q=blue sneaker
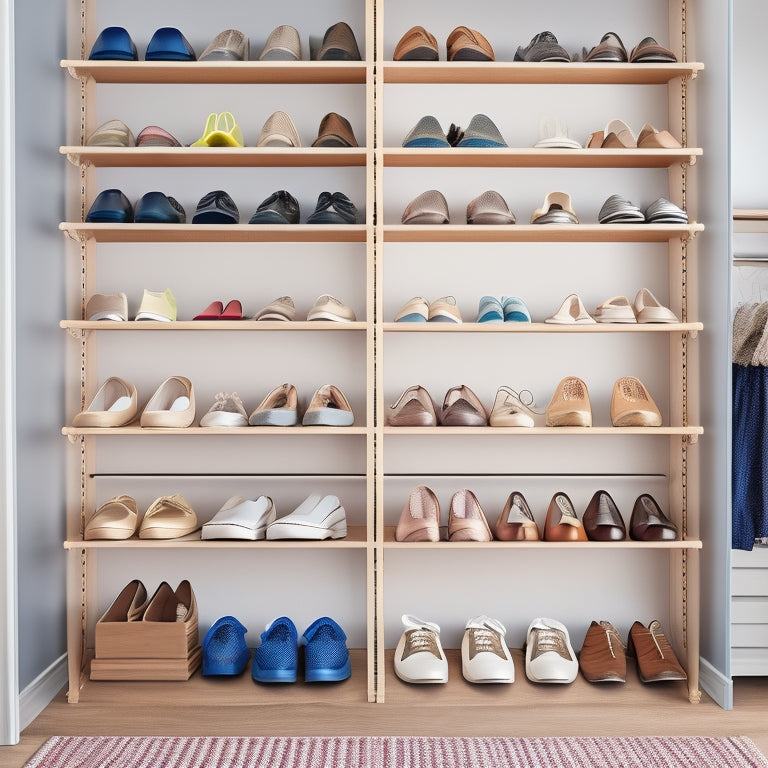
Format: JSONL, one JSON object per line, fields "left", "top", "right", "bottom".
{"left": 134, "top": 192, "right": 186, "bottom": 224}
{"left": 145, "top": 27, "right": 197, "bottom": 61}
{"left": 88, "top": 27, "right": 138, "bottom": 61}
{"left": 85, "top": 189, "right": 133, "bottom": 223}
{"left": 477, "top": 296, "right": 504, "bottom": 323}
{"left": 303, "top": 617, "right": 351, "bottom": 682}
{"left": 202, "top": 616, "right": 250, "bottom": 676}
{"left": 502, "top": 296, "right": 531, "bottom": 323}
{"left": 252, "top": 617, "right": 298, "bottom": 683}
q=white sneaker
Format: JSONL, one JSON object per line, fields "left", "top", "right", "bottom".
{"left": 266, "top": 493, "right": 347, "bottom": 540}
{"left": 201, "top": 495, "right": 277, "bottom": 540}
{"left": 461, "top": 615, "right": 515, "bottom": 683}
{"left": 525, "top": 617, "right": 578, "bottom": 683}
{"left": 394, "top": 615, "right": 448, "bottom": 684}
{"left": 200, "top": 392, "right": 248, "bottom": 427}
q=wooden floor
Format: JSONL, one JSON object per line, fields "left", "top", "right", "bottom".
{"left": 4, "top": 654, "right": 768, "bottom": 767}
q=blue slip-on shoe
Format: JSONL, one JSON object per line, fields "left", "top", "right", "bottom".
{"left": 192, "top": 190, "right": 239, "bottom": 224}
{"left": 306, "top": 192, "right": 357, "bottom": 224}
{"left": 457, "top": 114, "right": 507, "bottom": 148}
{"left": 303, "top": 616, "right": 351, "bottom": 682}
{"left": 85, "top": 189, "right": 133, "bottom": 223}
{"left": 134, "top": 192, "right": 186, "bottom": 224}
{"left": 502, "top": 296, "right": 532, "bottom": 323}
{"left": 477, "top": 296, "right": 504, "bottom": 323}
{"left": 88, "top": 27, "right": 138, "bottom": 60}
{"left": 248, "top": 190, "right": 300, "bottom": 224}
{"left": 252, "top": 616, "right": 298, "bottom": 683}
{"left": 145, "top": 27, "right": 197, "bottom": 61}
{"left": 202, "top": 615, "right": 250, "bottom": 676}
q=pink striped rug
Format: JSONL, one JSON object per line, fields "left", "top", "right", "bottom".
{"left": 24, "top": 735, "right": 768, "bottom": 768}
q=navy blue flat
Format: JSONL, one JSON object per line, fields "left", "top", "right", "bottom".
{"left": 134, "top": 192, "right": 186, "bottom": 224}
{"left": 192, "top": 190, "right": 239, "bottom": 224}
{"left": 88, "top": 27, "right": 138, "bottom": 61}
{"left": 145, "top": 27, "right": 196, "bottom": 61}
{"left": 85, "top": 189, "right": 133, "bottom": 223}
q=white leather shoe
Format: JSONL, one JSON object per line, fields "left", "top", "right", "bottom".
{"left": 461, "top": 615, "right": 515, "bottom": 683}
{"left": 525, "top": 617, "right": 578, "bottom": 683}
{"left": 394, "top": 615, "right": 448, "bottom": 684}
{"left": 266, "top": 493, "right": 347, "bottom": 540}
{"left": 201, "top": 495, "right": 277, "bottom": 540}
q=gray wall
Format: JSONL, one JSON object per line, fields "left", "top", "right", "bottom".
{"left": 13, "top": 0, "right": 67, "bottom": 690}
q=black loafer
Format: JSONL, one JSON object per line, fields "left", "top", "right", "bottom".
{"left": 306, "top": 192, "right": 357, "bottom": 224}
{"left": 191, "top": 190, "right": 239, "bottom": 224}
{"left": 134, "top": 192, "right": 186, "bottom": 224}
{"left": 248, "top": 190, "right": 300, "bottom": 224}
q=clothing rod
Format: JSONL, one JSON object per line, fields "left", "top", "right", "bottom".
{"left": 90, "top": 473, "right": 367, "bottom": 479}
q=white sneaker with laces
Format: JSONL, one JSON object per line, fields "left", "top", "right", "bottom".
{"left": 461, "top": 615, "right": 515, "bottom": 683}
{"left": 200, "top": 392, "right": 248, "bottom": 427}
{"left": 394, "top": 615, "right": 448, "bottom": 684}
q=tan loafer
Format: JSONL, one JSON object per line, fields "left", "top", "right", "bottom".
{"left": 393, "top": 26, "right": 439, "bottom": 61}
{"left": 545, "top": 376, "right": 592, "bottom": 427}
{"left": 395, "top": 485, "right": 440, "bottom": 541}
{"left": 139, "top": 494, "right": 199, "bottom": 539}
{"left": 447, "top": 26, "right": 495, "bottom": 62}
{"left": 579, "top": 620, "right": 627, "bottom": 683}
{"left": 311, "top": 112, "right": 358, "bottom": 147}
{"left": 85, "top": 495, "right": 139, "bottom": 540}
{"left": 73, "top": 376, "right": 138, "bottom": 428}
{"left": 610, "top": 376, "right": 662, "bottom": 426}
{"left": 448, "top": 489, "right": 492, "bottom": 542}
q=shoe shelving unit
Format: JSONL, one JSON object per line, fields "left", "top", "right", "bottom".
{"left": 60, "top": 0, "right": 703, "bottom": 708}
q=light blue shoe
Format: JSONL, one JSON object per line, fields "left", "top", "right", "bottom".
{"left": 477, "top": 296, "right": 504, "bottom": 323}
{"left": 252, "top": 616, "right": 298, "bottom": 683}
{"left": 303, "top": 617, "right": 351, "bottom": 682}
{"left": 502, "top": 296, "right": 531, "bottom": 323}
{"left": 202, "top": 615, "right": 250, "bottom": 676}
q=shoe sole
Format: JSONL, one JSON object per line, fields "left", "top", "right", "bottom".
{"left": 306, "top": 212, "right": 356, "bottom": 224}
{"left": 248, "top": 211, "right": 293, "bottom": 224}
{"left": 252, "top": 666, "right": 297, "bottom": 683}
{"left": 302, "top": 409, "right": 354, "bottom": 426}
{"left": 266, "top": 522, "right": 347, "bottom": 540}
{"left": 249, "top": 410, "right": 298, "bottom": 426}
{"left": 305, "top": 659, "right": 351, "bottom": 682}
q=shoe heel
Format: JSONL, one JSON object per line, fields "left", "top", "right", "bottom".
{"left": 330, "top": 522, "right": 347, "bottom": 539}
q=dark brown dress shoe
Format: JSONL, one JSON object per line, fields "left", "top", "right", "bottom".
{"left": 311, "top": 112, "right": 358, "bottom": 148}
{"left": 543, "top": 492, "right": 587, "bottom": 542}
{"left": 629, "top": 494, "right": 678, "bottom": 541}
{"left": 629, "top": 620, "right": 687, "bottom": 682}
{"left": 582, "top": 490, "right": 626, "bottom": 541}
{"left": 579, "top": 620, "right": 626, "bottom": 682}
{"left": 494, "top": 491, "right": 539, "bottom": 541}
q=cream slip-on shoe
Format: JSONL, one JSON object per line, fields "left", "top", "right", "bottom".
{"left": 73, "top": 376, "right": 137, "bottom": 427}
{"left": 633, "top": 288, "right": 679, "bottom": 323}
{"left": 593, "top": 295, "right": 637, "bottom": 323}
{"left": 201, "top": 495, "right": 277, "bottom": 540}
{"left": 85, "top": 495, "right": 139, "bottom": 540}
{"left": 266, "top": 493, "right": 347, "bottom": 540}
{"left": 140, "top": 376, "right": 195, "bottom": 428}
{"left": 545, "top": 293, "right": 596, "bottom": 324}
{"left": 249, "top": 383, "right": 299, "bottom": 426}
{"left": 139, "top": 494, "right": 199, "bottom": 539}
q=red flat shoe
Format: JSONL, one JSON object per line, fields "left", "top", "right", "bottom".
{"left": 194, "top": 300, "right": 223, "bottom": 320}
{"left": 220, "top": 299, "right": 243, "bottom": 319}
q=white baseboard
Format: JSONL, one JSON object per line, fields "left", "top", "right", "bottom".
{"left": 699, "top": 656, "right": 733, "bottom": 710}
{"left": 19, "top": 654, "right": 67, "bottom": 731}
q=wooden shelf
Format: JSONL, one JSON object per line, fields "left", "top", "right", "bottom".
{"left": 733, "top": 210, "right": 768, "bottom": 234}
{"left": 60, "top": 222, "right": 368, "bottom": 243}
{"left": 63, "top": 425, "right": 369, "bottom": 437}
{"left": 384, "top": 426, "right": 703, "bottom": 437}
{"left": 383, "top": 223, "right": 703, "bottom": 243}
{"left": 384, "top": 147, "right": 701, "bottom": 169}
{"left": 61, "top": 59, "right": 367, "bottom": 84}
{"left": 61, "top": 320, "right": 367, "bottom": 332}
{"left": 381, "top": 527, "right": 701, "bottom": 549}
{"left": 383, "top": 61, "right": 704, "bottom": 85}
{"left": 61, "top": 146, "right": 367, "bottom": 168}
{"left": 64, "top": 525, "right": 368, "bottom": 549}
{"left": 383, "top": 322, "right": 701, "bottom": 334}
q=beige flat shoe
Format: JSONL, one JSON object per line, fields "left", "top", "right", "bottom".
{"left": 441, "top": 385, "right": 488, "bottom": 426}
{"left": 302, "top": 384, "right": 354, "bottom": 426}
{"left": 73, "top": 376, "right": 138, "bottom": 427}
{"left": 545, "top": 294, "right": 596, "bottom": 324}
{"left": 395, "top": 485, "right": 440, "bottom": 542}
{"left": 257, "top": 110, "right": 301, "bottom": 148}
{"left": 448, "top": 489, "right": 492, "bottom": 542}
{"left": 489, "top": 386, "right": 538, "bottom": 427}
{"left": 530, "top": 191, "right": 578, "bottom": 224}
{"left": 494, "top": 491, "right": 540, "bottom": 541}
{"left": 610, "top": 376, "right": 662, "bottom": 427}
{"left": 593, "top": 295, "right": 636, "bottom": 324}
{"left": 633, "top": 288, "right": 679, "bottom": 323}
{"left": 85, "top": 495, "right": 138, "bottom": 540}
{"left": 545, "top": 376, "right": 592, "bottom": 427}
{"left": 387, "top": 385, "right": 437, "bottom": 426}
{"left": 140, "top": 376, "right": 195, "bottom": 428}
{"left": 142, "top": 580, "right": 198, "bottom": 629}
{"left": 394, "top": 296, "right": 429, "bottom": 322}
{"left": 139, "top": 494, "right": 199, "bottom": 539}
{"left": 428, "top": 295, "right": 462, "bottom": 323}
{"left": 637, "top": 123, "right": 681, "bottom": 149}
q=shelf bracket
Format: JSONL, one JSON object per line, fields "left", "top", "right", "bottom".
{"left": 685, "top": 433, "right": 699, "bottom": 446}
{"left": 61, "top": 228, "right": 88, "bottom": 245}
{"left": 66, "top": 432, "right": 79, "bottom": 445}
{"left": 65, "top": 152, "right": 88, "bottom": 168}
{"left": 685, "top": 156, "right": 697, "bottom": 167}
{"left": 65, "top": 326, "right": 85, "bottom": 340}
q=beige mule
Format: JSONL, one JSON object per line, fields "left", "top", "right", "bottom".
{"left": 73, "top": 376, "right": 137, "bottom": 428}
{"left": 139, "top": 494, "right": 199, "bottom": 539}
{"left": 85, "top": 495, "right": 139, "bottom": 540}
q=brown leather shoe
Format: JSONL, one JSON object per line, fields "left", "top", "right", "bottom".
{"left": 448, "top": 489, "right": 492, "bottom": 542}
{"left": 393, "top": 26, "right": 439, "bottom": 61}
{"left": 447, "top": 26, "right": 495, "bottom": 62}
{"left": 545, "top": 376, "right": 592, "bottom": 427}
{"left": 582, "top": 490, "right": 626, "bottom": 541}
{"left": 311, "top": 112, "right": 358, "bottom": 148}
{"left": 579, "top": 620, "right": 626, "bottom": 682}
{"left": 610, "top": 376, "right": 662, "bottom": 427}
{"left": 494, "top": 492, "right": 539, "bottom": 541}
{"left": 441, "top": 385, "right": 488, "bottom": 426}
{"left": 387, "top": 385, "right": 437, "bottom": 427}
{"left": 395, "top": 485, "right": 440, "bottom": 542}
{"left": 629, "top": 620, "right": 687, "bottom": 682}
{"left": 629, "top": 494, "right": 678, "bottom": 541}
{"left": 543, "top": 492, "right": 587, "bottom": 542}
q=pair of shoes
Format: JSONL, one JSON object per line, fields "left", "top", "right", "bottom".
{"left": 587, "top": 119, "right": 681, "bottom": 149}
{"left": 525, "top": 618, "right": 578, "bottom": 683}
{"left": 85, "top": 493, "right": 198, "bottom": 539}
{"left": 395, "top": 486, "right": 492, "bottom": 542}
{"left": 545, "top": 375, "right": 662, "bottom": 427}
{"left": 85, "top": 190, "right": 185, "bottom": 223}
{"left": 258, "top": 111, "right": 356, "bottom": 148}
{"left": 99, "top": 579, "right": 196, "bottom": 631}
{"left": 193, "top": 299, "right": 243, "bottom": 320}
{"left": 402, "top": 114, "right": 506, "bottom": 148}
{"left": 582, "top": 490, "right": 678, "bottom": 542}
{"left": 89, "top": 26, "right": 196, "bottom": 61}
{"left": 598, "top": 194, "right": 688, "bottom": 224}
{"left": 394, "top": 615, "right": 513, "bottom": 685}
{"left": 86, "top": 119, "right": 178, "bottom": 148}
{"left": 191, "top": 112, "right": 244, "bottom": 147}
{"left": 250, "top": 295, "right": 355, "bottom": 322}
{"left": 249, "top": 191, "right": 358, "bottom": 224}
{"left": 394, "top": 295, "right": 461, "bottom": 323}
{"left": 387, "top": 385, "right": 487, "bottom": 426}
{"left": 580, "top": 619, "right": 686, "bottom": 683}
{"left": 247, "top": 383, "right": 354, "bottom": 427}
{"left": 253, "top": 616, "right": 351, "bottom": 683}
{"left": 401, "top": 190, "right": 515, "bottom": 225}
{"left": 530, "top": 191, "right": 578, "bottom": 224}
{"left": 477, "top": 296, "right": 530, "bottom": 323}
{"left": 580, "top": 33, "right": 676, "bottom": 64}
{"left": 593, "top": 289, "right": 679, "bottom": 324}
{"left": 393, "top": 26, "right": 494, "bottom": 62}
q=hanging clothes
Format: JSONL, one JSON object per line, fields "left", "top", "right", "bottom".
{"left": 732, "top": 301, "right": 768, "bottom": 549}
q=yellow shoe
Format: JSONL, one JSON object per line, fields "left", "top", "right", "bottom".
{"left": 191, "top": 112, "right": 217, "bottom": 147}
{"left": 205, "top": 111, "right": 244, "bottom": 147}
